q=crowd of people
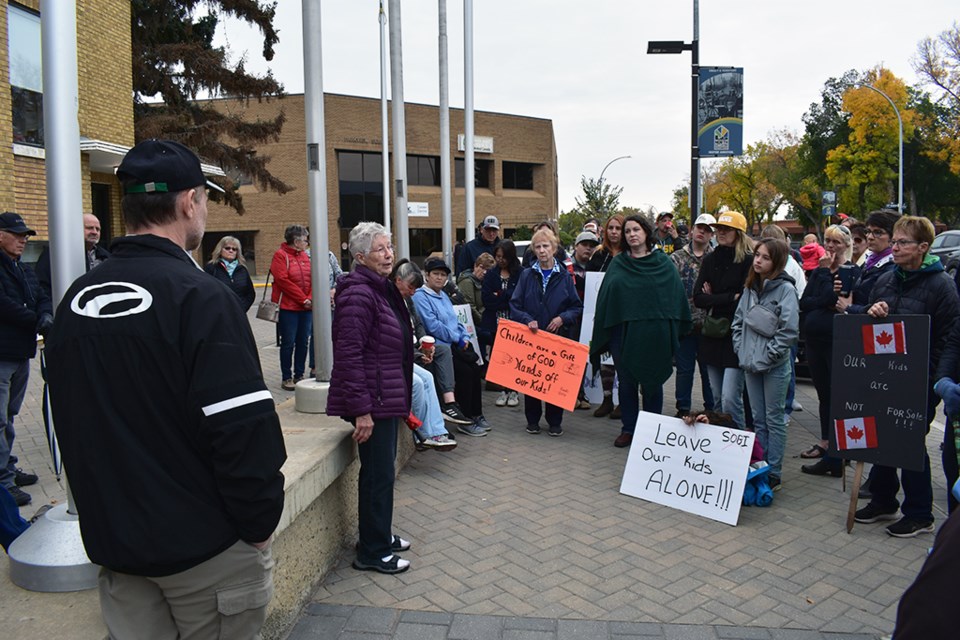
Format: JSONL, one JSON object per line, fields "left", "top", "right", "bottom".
{"left": 3, "top": 137, "right": 960, "bottom": 634}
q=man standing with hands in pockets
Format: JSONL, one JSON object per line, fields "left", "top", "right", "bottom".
{"left": 46, "top": 140, "right": 286, "bottom": 639}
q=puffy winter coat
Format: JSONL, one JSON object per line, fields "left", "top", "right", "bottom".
{"left": 327, "top": 266, "right": 412, "bottom": 419}
{"left": 732, "top": 272, "right": 799, "bottom": 374}
{"left": 270, "top": 243, "right": 312, "bottom": 311}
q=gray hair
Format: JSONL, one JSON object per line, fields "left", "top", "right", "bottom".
{"left": 391, "top": 259, "right": 423, "bottom": 288}
{"left": 349, "top": 221, "right": 390, "bottom": 258}
{"left": 284, "top": 224, "right": 309, "bottom": 245}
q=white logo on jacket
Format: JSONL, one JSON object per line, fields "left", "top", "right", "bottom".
{"left": 69, "top": 282, "right": 154, "bottom": 318}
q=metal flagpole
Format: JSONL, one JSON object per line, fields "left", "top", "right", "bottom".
{"left": 379, "top": 1, "right": 392, "bottom": 232}
{"left": 388, "top": 0, "right": 409, "bottom": 259}
{"left": 8, "top": 0, "right": 98, "bottom": 592}
{"left": 301, "top": 0, "right": 332, "bottom": 390}
{"left": 438, "top": 0, "right": 453, "bottom": 266}
{"left": 463, "top": 0, "right": 475, "bottom": 242}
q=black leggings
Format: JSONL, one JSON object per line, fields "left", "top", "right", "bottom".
{"left": 452, "top": 348, "right": 484, "bottom": 418}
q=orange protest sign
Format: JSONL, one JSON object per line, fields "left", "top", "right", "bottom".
{"left": 486, "top": 319, "right": 589, "bottom": 412}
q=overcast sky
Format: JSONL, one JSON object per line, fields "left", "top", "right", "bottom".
{"left": 216, "top": 1, "right": 958, "bottom": 215}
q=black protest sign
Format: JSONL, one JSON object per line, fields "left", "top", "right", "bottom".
{"left": 828, "top": 315, "right": 930, "bottom": 472}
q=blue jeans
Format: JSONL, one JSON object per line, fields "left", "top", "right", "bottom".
{"left": 278, "top": 310, "right": 312, "bottom": 381}
{"left": 0, "top": 360, "right": 29, "bottom": 490}
{"left": 744, "top": 359, "right": 791, "bottom": 479}
{"left": 705, "top": 364, "right": 746, "bottom": 429}
{"left": 674, "top": 333, "right": 715, "bottom": 412}
{"left": 609, "top": 325, "right": 663, "bottom": 434}
{"left": 412, "top": 364, "right": 446, "bottom": 439}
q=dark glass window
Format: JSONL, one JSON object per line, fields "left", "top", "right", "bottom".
{"left": 9, "top": 6, "right": 44, "bottom": 147}
{"left": 338, "top": 151, "right": 385, "bottom": 229}
{"left": 406, "top": 155, "right": 440, "bottom": 187}
{"left": 502, "top": 161, "right": 535, "bottom": 190}
{"left": 454, "top": 158, "right": 492, "bottom": 188}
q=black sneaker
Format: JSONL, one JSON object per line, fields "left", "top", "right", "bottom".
{"left": 352, "top": 554, "right": 410, "bottom": 574}
{"left": 8, "top": 486, "right": 31, "bottom": 506}
{"left": 768, "top": 476, "right": 782, "bottom": 492}
{"left": 526, "top": 424, "right": 541, "bottom": 434}
{"left": 886, "top": 518, "right": 935, "bottom": 538}
{"left": 14, "top": 467, "right": 38, "bottom": 487}
{"left": 442, "top": 403, "right": 473, "bottom": 425}
{"left": 548, "top": 425, "right": 563, "bottom": 437}
{"left": 855, "top": 502, "right": 900, "bottom": 524}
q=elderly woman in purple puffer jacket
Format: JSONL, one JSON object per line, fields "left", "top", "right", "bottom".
{"left": 327, "top": 221, "right": 414, "bottom": 576}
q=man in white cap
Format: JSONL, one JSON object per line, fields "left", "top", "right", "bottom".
{"left": 670, "top": 213, "right": 717, "bottom": 416}
{"left": 457, "top": 215, "right": 501, "bottom": 274}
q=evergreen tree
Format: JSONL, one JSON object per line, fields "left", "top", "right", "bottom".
{"left": 131, "top": 0, "right": 292, "bottom": 213}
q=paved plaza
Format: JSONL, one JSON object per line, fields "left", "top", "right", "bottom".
{"left": 1, "top": 298, "right": 950, "bottom": 639}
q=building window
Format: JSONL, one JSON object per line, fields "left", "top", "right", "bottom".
{"left": 454, "top": 158, "right": 492, "bottom": 188}
{"left": 338, "top": 151, "right": 384, "bottom": 229}
{"left": 502, "top": 161, "right": 535, "bottom": 190}
{"left": 406, "top": 155, "right": 440, "bottom": 187}
{"left": 9, "top": 5, "right": 44, "bottom": 147}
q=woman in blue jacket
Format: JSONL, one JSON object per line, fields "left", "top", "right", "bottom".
{"left": 510, "top": 228, "right": 582, "bottom": 436}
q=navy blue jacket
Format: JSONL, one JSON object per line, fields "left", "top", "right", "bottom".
{"left": 480, "top": 266, "right": 520, "bottom": 335}
{"left": 204, "top": 261, "right": 256, "bottom": 312}
{"left": 0, "top": 253, "right": 52, "bottom": 360}
{"left": 509, "top": 263, "right": 582, "bottom": 339}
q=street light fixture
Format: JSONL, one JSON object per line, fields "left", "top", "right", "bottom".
{"left": 647, "top": 1, "right": 700, "bottom": 218}
{"left": 850, "top": 83, "right": 903, "bottom": 214}
{"left": 598, "top": 155, "right": 631, "bottom": 216}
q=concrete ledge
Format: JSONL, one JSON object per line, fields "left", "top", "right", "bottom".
{"left": 264, "top": 400, "right": 416, "bottom": 639}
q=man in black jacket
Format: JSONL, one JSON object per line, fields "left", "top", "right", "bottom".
{"left": 0, "top": 212, "right": 50, "bottom": 507}
{"left": 46, "top": 140, "right": 286, "bottom": 639}
{"left": 34, "top": 213, "right": 110, "bottom": 299}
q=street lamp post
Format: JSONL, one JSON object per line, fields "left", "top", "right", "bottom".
{"left": 854, "top": 83, "right": 903, "bottom": 213}
{"left": 647, "top": 1, "right": 699, "bottom": 218}
{"left": 598, "top": 155, "right": 631, "bottom": 216}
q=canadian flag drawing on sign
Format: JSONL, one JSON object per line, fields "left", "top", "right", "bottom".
{"left": 835, "top": 417, "right": 879, "bottom": 450}
{"left": 862, "top": 322, "right": 906, "bottom": 355}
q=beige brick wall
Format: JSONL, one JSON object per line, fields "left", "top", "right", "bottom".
{"left": 2, "top": 0, "right": 132, "bottom": 237}
{"left": 203, "top": 93, "right": 558, "bottom": 272}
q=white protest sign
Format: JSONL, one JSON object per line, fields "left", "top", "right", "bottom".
{"left": 620, "top": 412, "right": 754, "bottom": 526}
{"left": 579, "top": 271, "right": 617, "bottom": 404}
{"left": 454, "top": 303, "right": 484, "bottom": 365}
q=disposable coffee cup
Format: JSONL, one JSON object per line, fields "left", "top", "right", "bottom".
{"left": 420, "top": 336, "right": 435, "bottom": 355}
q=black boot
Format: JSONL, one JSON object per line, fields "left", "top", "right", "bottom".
{"left": 801, "top": 458, "right": 843, "bottom": 477}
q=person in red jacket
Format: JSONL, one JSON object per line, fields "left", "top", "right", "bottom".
{"left": 271, "top": 225, "right": 314, "bottom": 390}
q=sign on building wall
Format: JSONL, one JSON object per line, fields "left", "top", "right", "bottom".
{"left": 457, "top": 134, "right": 494, "bottom": 154}
{"left": 407, "top": 202, "right": 429, "bottom": 217}
{"left": 698, "top": 67, "right": 743, "bottom": 157}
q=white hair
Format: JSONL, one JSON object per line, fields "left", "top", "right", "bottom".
{"left": 349, "top": 221, "right": 390, "bottom": 258}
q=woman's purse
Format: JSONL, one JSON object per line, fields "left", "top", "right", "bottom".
{"left": 701, "top": 309, "right": 730, "bottom": 339}
{"left": 256, "top": 270, "right": 281, "bottom": 323}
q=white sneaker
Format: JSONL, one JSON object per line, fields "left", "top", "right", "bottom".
{"left": 495, "top": 390, "right": 509, "bottom": 407}
{"left": 792, "top": 400, "right": 803, "bottom": 411}
{"left": 422, "top": 434, "right": 457, "bottom": 451}
{"left": 507, "top": 391, "right": 520, "bottom": 407}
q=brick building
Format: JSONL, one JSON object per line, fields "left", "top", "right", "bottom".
{"left": 201, "top": 93, "right": 558, "bottom": 273}
{"left": 3, "top": 0, "right": 134, "bottom": 261}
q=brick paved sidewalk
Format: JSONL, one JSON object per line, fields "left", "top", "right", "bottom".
{"left": 301, "top": 379, "right": 946, "bottom": 639}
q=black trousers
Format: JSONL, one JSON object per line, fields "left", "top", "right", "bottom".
{"left": 356, "top": 417, "right": 398, "bottom": 563}
{"left": 452, "top": 347, "right": 483, "bottom": 418}
{"left": 524, "top": 394, "right": 564, "bottom": 428}
{"left": 806, "top": 338, "right": 832, "bottom": 440}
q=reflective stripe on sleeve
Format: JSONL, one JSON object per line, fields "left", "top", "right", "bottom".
{"left": 202, "top": 390, "right": 274, "bottom": 417}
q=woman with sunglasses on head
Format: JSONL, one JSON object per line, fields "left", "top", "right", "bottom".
{"left": 204, "top": 236, "right": 255, "bottom": 312}
{"left": 587, "top": 214, "right": 625, "bottom": 419}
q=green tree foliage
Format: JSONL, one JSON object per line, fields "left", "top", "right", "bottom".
{"left": 826, "top": 68, "right": 915, "bottom": 213}
{"left": 132, "top": 0, "right": 291, "bottom": 213}
{"left": 574, "top": 176, "right": 622, "bottom": 220}
{"left": 914, "top": 22, "right": 960, "bottom": 176}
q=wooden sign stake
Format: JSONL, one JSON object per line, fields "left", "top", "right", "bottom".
{"left": 846, "top": 461, "right": 865, "bottom": 534}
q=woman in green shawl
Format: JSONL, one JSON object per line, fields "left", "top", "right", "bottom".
{"left": 590, "top": 215, "right": 691, "bottom": 448}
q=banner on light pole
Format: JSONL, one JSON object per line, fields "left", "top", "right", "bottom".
{"left": 697, "top": 67, "right": 743, "bottom": 157}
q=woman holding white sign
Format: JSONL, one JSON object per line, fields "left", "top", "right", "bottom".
{"left": 591, "top": 215, "right": 691, "bottom": 448}
{"left": 510, "top": 228, "right": 582, "bottom": 436}
{"left": 732, "top": 238, "right": 799, "bottom": 492}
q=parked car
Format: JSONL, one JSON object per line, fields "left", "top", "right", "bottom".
{"left": 944, "top": 247, "right": 960, "bottom": 278}
{"left": 930, "top": 230, "right": 960, "bottom": 261}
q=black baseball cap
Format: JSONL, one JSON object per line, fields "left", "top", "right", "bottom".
{"left": 117, "top": 139, "right": 225, "bottom": 194}
{"left": 0, "top": 212, "right": 36, "bottom": 236}
{"left": 422, "top": 257, "right": 451, "bottom": 274}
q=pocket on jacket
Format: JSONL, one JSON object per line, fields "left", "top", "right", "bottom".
{"left": 744, "top": 304, "right": 779, "bottom": 338}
